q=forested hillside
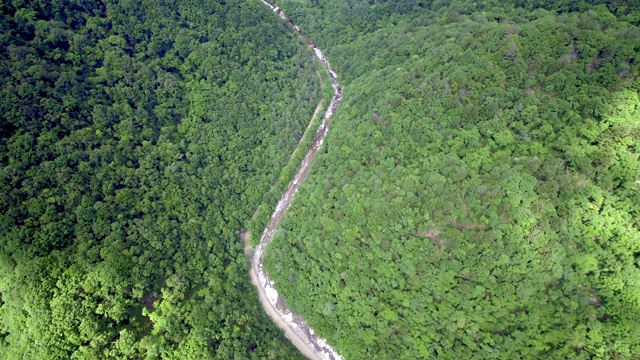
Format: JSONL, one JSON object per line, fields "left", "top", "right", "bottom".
{"left": 265, "top": 1, "right": 640, "bottom": 359}
{"left": 0, "top": 0, "right": 319, "bottom": 358}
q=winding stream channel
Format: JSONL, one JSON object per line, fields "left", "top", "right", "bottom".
{"left": 249, "top": 1, "right": 343, "bottom": 359}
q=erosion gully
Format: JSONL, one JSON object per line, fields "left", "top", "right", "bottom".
{"left": 249, "top": 1, "right": 343, "bottom": 359}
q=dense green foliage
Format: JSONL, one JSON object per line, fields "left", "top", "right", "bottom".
{"left": 2, "top": 0, "right": 639, "bottom": 358}
{"left": 0, "top": 0, "right": 319, "bottom": 358}
{"left": 247, "top": 66, "right": 333, "bottom": 247}
{"left": 265, "top": 1, "right": 640, "bottom": 359}
{"left": 274, "top": 0, "right": 640, "bottom": 50}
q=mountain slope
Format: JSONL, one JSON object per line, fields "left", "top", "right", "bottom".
{"left": 0, "top": 0, "right": 319, "bottom": 358}
{"left": 265, "top": 2, "right": 640, "bottom": 359}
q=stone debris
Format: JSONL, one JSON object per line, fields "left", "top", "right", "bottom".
{"left": 251, "top": 1, "right": 344, "bottom": 359}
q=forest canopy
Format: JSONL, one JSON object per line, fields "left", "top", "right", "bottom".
{"left": 0, "top": 0, "right": 320, "bottom": 358}
{"left": 264, "top": 0, "right": 640, "bottom": 359}
{"left": 1, "top": 0, "right": 639, "bottom": 359}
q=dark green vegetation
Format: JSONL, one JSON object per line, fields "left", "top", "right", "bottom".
{"left": 0, "top": 0, "right": 319, "bottom": 358}
{"left": 265, "top": 1, "right": 640, "bottom": 359}
{"left": 247, "top": 66, "right": 333, "bottom": 247}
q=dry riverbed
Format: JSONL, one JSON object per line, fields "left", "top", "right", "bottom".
{"left": 247, "top": 1, "right": 344, "bottom": 359}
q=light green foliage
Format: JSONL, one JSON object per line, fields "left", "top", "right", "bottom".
{"left": 0, "top": 0, "right": 317, "bottom": 358}
{"left": 265, "top": 1, "right": 640, "bottom": 359}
